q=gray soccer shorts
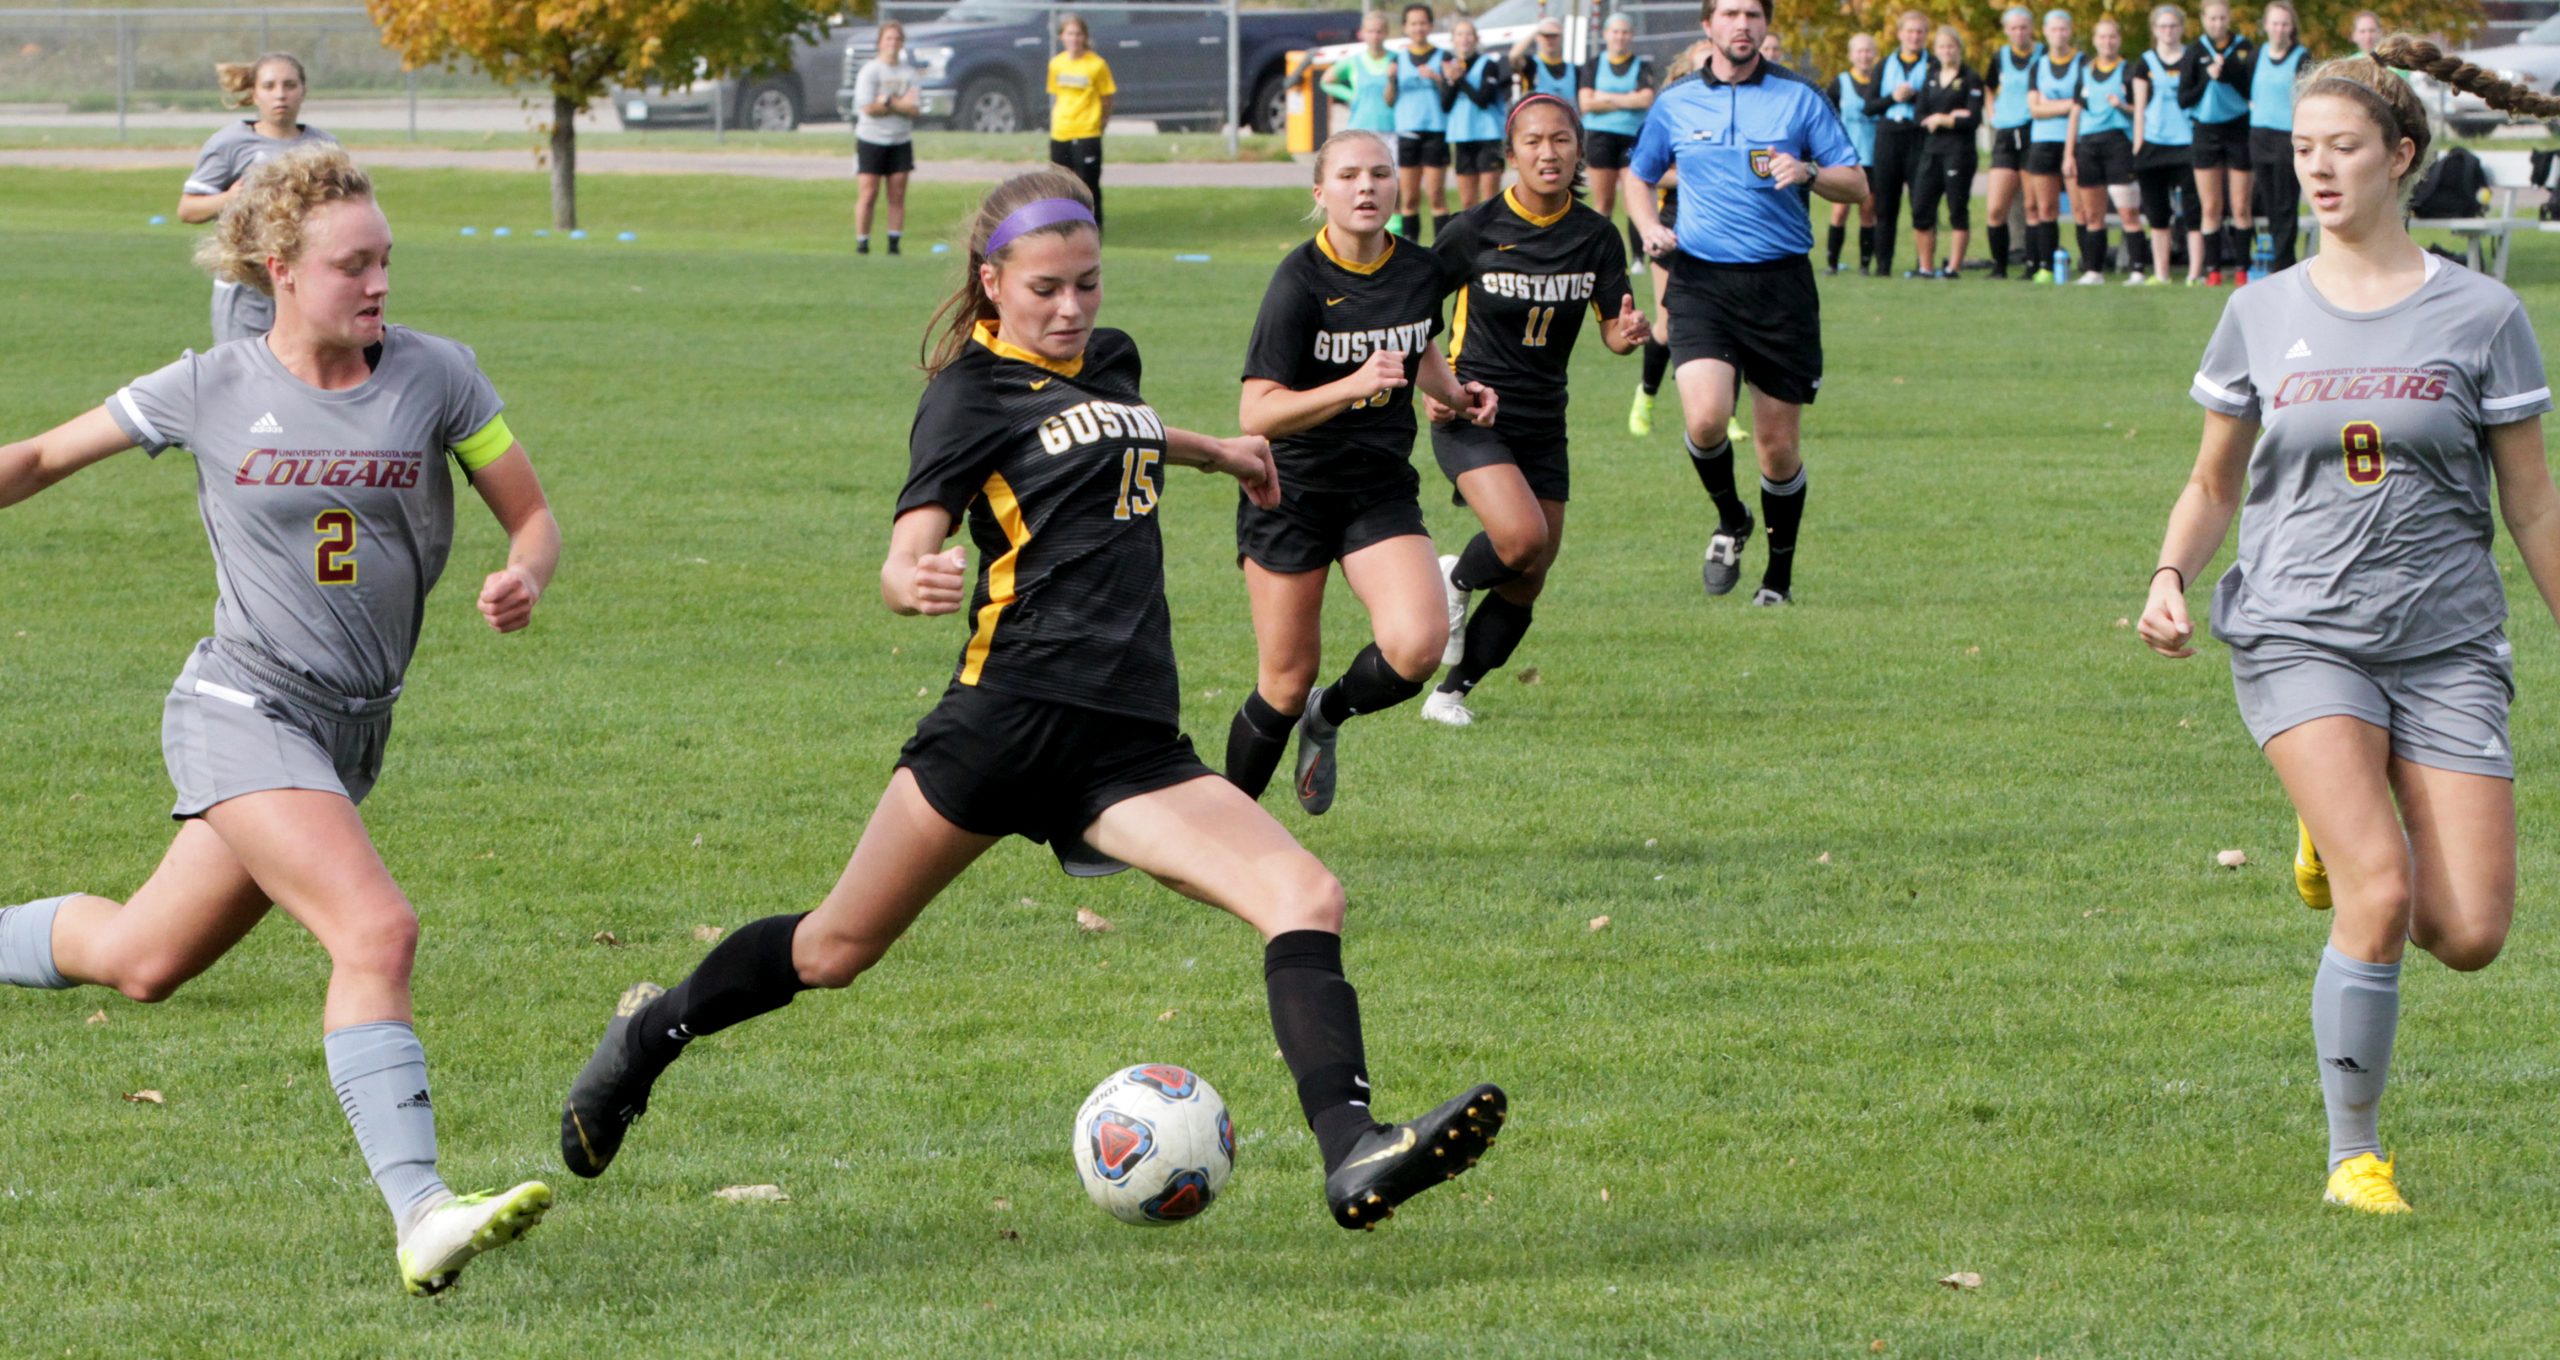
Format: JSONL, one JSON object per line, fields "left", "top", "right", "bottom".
{"left": 2229, "top": 631, "right": 2515, "bottom": 779}
{"left": 162, "top": 638, "right": 396, "bottom": 818}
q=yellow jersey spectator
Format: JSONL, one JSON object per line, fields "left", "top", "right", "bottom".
{"left": 1046, "top": 14, "right": 1115, "bottom": 227}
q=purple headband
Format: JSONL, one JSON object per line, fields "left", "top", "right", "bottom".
{"left": 985, "top": 197, "right": 1097, "bottom": 255}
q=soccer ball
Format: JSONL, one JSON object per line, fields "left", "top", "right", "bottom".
{"left": 1070, "top": 1063, "right": 1234, "bottom": 1226}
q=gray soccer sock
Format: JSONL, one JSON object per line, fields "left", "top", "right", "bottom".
{"left": 325, "top": 1020, "right": 452, "bottom": 1236}
{"left": 2312, "top": 945, "right": 2401, "bottom": 1170}
{"left": 0, "top": 895, "right": 73, "bottom": 989}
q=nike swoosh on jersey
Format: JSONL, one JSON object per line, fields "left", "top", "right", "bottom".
{"left": 1497, "top": 243, "right": 1516, "bottom": 251}
{"left": 1342, "top": 1125, "right": 1416, "bottom": 1169}
{"left": 1325, "top": 297, "right": 1346, "bottom": 306}
{"left": 1030, "top": 377, "right": 1052, "bottom": 390}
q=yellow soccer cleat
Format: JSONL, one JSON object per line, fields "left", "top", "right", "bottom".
{"left": 397, "top": 1180, "right": 554, "bottom": 1295}
{"left": 1628, "top": 388, "right": 1655, "bottom": 437}
{"left": 2323, "top": 1153, "right": 2410, "bottom": 1215}
{"left": 2295, "top": 818, "right": 2332, "bottom": 910}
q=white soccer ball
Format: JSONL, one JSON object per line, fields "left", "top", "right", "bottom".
{"left": 1070, "top": 1063, "right": 1234, "bottom": 1226}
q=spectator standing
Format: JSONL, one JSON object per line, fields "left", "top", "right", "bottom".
{"left": 1047, "top": 13, "right": 1115, "bottom": 230}
{"left": 853, "top": 21, "right": 922, "bottom": 256}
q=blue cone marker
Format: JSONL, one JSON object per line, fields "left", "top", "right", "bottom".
{"left": 148, "top": 214, "right": 168, "bottom": 226}
{"left": 493, "top": 226, "right": 511, "bottom": 238}
{"left": 569, "top": 229, "right": 588, "bottom": 240}
{"left": 931, "top": 242, "right": 951, "bottom": 254}
{"left": 459, "top": 226, "right": 477, "bottom": 236}
{"left": 1174, "top": 253, "right": 1211, "bottom": 263}
{"left": 534, "top": 228, "right": 551, "bottom": 237}
{"left": 617, "top": 230, "right": 636, "bottom": 242}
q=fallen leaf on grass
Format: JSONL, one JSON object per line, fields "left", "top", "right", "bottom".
{"left": 1516, "top": 667, "right": 1542, "bottom": 685}
{"left": 123, "top": 1089, "right": 164, "bottom": 1105}
{"left": 1587, "top": 915, "right": 1611, "bottom": 932}
{"left": 1155, "top": 1008, "right": 1180, "bottom": 1022}
{"left": 592, "top": 931, "right": 622, "bottom": 947}
{"left": 2114, "top": 617, "right": 2131, "bottom": 628}
{"left": 2215, "top": 849, "right": 2249, "bottom": 868}
{"left": 991, "top": 1197, "right": 1012, "bottom": 1211}
{"left": 1600, "top": 1187, "right": 1611, "bottom": 1203}
{"left": 1939, "top": 1271, "right": 1982, "bottom": 1290}
{"left": 1075, "top": 908, "right": 1114, "bottom": 934}
{"left": 1965, "top": 645, "right": 1982, "bottom": 656}
{"left": 84, "top": 1010, "right": 106, "bottom": 1026}
{"left": 714, "top": 1184, "right": 789, "bottom": 1203}
{"left": 1871, "top": 1342, "right": 1887, "bottom": 1355}
{"left": 692, "top": 924, "right": 724, "bottom": 943}
{"left": 1643, "top": 838, "right": 1658, "bottom": 848}
{"left": 1816, "top": 851, "right": 1833, "bottom": 865}
{"left": 691, "top": 834, "right": 704, "bottom": 849}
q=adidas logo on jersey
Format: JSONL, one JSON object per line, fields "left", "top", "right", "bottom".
{"left": 2483, "top": 736, "right": 2507, "bottom": 757}
{"left": 248, "top": 411, "right": 282, "bottom": 435}
{"left": 2286, "top": 339, "right": 2312, "bottom": 360}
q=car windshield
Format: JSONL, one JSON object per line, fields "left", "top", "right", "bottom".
{"left": 2527, "top": 14, "right": 2560, "bottom": 44}
{"left": 1463, "top": 0, "right": 1549, "bottom": 27}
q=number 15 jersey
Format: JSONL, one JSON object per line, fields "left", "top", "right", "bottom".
{"left": 899, "top": 323, "right": 1179, "bottom": 722}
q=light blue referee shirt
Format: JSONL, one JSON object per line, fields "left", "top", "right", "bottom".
{"left": 1630, "top": 63, "right": 1860, "bottom": 265}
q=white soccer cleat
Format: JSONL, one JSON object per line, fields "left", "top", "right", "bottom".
{"left": 1438, "top": 553, "right": 1469, "bottom": 667}
{"left": 2123, "top": 270, "right": 2148, "bottom": 286}
{"left": 1420, "top": 690, "right": 1475, "bottom": 727}
{"left": 2074, "top": 271, "right": 2105, "bottom": 285}
{"left": 396, "top": 1181, "right": 553, "bottom": 1296}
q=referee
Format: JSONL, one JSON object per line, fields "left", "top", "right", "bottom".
{"left": 1626, "top": 0, "right": 1864, "bottom": 606}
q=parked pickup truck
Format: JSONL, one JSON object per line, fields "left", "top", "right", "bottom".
{"left": 835, "top": 1, "right": 1364, "bottom": 135}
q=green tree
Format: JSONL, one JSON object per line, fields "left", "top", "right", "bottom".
{"left": 1765, "top": 1, "right": 2481, "bottom": 84}
{"left": 369, "top": 0, "right": 843, "bottom": 228}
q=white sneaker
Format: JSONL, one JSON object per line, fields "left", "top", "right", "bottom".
{"left": 1438, "top": 553, "right": 1469, "bottom": 667}
{"left": 1749, "top": 586, "right": 1792, "bottom": 607}
{"left": 2123, "top": 270, "right": 2147, "bottom": 286}
{"left": 1420, "top": 690, "right": 1474, "bottom": 727}
{"left": 2074, "top": 271, "right": 2105, "bottom": 285}
{"left": 396, "top": 1181, "right": 553, "bottom": 1296}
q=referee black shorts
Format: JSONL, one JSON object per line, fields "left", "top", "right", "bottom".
{"left": 2191, "top": 117, "right": 2249, "bottom": 170}
{"left": 1235, "top": 479, "right": 1429, "bottom": 574}
{"left": 1431, "top": 412, "right": 1570, "bottom": 503}
{"left": 1664, "top": 253, "right": 1823, "bottom": 408}
{"left": 899, "top": 683, "right": 1212, "bottom": 852}
{"left": 1989, "top": 124, "right": 2030, "bottom": 171}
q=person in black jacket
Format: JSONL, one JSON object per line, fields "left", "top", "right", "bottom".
{"left": 1870, "top": 10, "right": 1934, "bottom": 278}
{"left": 1908, "top": 26, "right": 1984, "bottom": 278}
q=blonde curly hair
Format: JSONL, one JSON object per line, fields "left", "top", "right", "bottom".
{"left": 193, "top": 144, "right": 373, "bottom": 296}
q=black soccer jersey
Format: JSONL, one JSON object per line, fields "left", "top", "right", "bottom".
{"left": 898, "top": 324, "right": 1179, "bottom": 722}
{"left": 1434, "top": 189, "right": 1634, "bottom": 424}
{"left": 1240, "top": 230, "right": 1446, "bottom": 495}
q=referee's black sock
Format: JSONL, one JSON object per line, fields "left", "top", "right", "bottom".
{"left": 1451, "top": 530, "right": 1525, "bottom": 593}
{"left": 1317, "top": 643, "right": 1430, "bottom": 725}
{"left": 633, "top": 912, "right": 812, "bottom": 1066}
{"left": 1684, "top": 434, "right": 1749, "bottom": 530}
{"left": 1825, "top": 222, "right": 1845, "bottom": 269}
{"left": 1640, "top": 337, "right": 1670, "bottom": 396}
{"left": 1760, "top": 466, "right": 1807, "bottom": 596}
{"left": 1438, "top": 594, "right": 1533, "bottom": 697}
{"left": 1988, "top": 223, "right": 2011, "bottom": 275}
{"left": 1264, "top": 930, "right": 1379, "bottom": 1172}
{"left": 1224, "top": 689, "right": 1296, "bottom": 798}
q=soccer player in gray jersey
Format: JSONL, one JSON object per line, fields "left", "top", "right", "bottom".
{"left": 179, "top": 52, "right": 336, "bottom": 344}
{"left": 0, "top": 147, "right": 561, "bottom": 1291}
{"left": 2139, "top": 45, "right": 2560, "bottom": 1215}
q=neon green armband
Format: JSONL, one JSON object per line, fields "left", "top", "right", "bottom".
{"left": 451, "top": 413, "right": 516, "bottom": 472}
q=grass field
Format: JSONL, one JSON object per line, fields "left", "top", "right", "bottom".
{"left": 6, "top": 165, "right": 2560, "bottom": 1357}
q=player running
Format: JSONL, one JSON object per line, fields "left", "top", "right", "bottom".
{"left": 559, "top": 170, "right": 1505, "bottom": 1231}
{"left": 0, "top": 147, "right": 560, "bottom": 1294}
{"left": 179, "top": 52, "right": 336, "bottom": 343}
{"left": 2139, "top": 42, "right": 2560, "bottom": 1214}
{"left": 1627, "top": 0, "right": 1865, "bottom": 606}
{"left": 1422, "top": 94, "right": 1647, "bottom": 727}
{"left": 1227, "top": 129, "right": 1496, "bottom": 810}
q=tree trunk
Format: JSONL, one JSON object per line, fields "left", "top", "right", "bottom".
{"left": 550, "top": 93, "right": 577, "bottom": 231}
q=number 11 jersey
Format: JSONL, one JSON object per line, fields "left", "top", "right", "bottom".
{"left": 1435, "top": 189, "right": 1634, "bottom": 429}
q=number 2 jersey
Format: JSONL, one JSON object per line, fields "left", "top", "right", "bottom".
{"left": 899, "top": 323, "right": 1180, "bottom": 722}
{"left": 105, "top": 325, "right": 512, "bottom": 698}
{"left": 1435, "top": 189, "right": 1633, "bottom": 430}
{"left": 1239, "top": 229, "right": 1445, "bottom": 496}
{"left": 2190, "top": 256, "right": 2552, "bottom": 660}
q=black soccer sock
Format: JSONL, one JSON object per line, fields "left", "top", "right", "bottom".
{"left": 2227, "top": 223, "right": 2248, "bottom": 270}
{"left": 1760, "top": 466, "right": 1807, "bottom": 595}
{"left": 1264, "top": 930, "right": 1378, "bottom": 1171}
{"left": 2202, "top": 228, "right": 2223, "bottom": 270}
{"left": 1684, "top": 434, "right": 1749, "bottom": 529}
{"left": 1640, "top": 337, "right": 1670, "bottom": 397}
{"left": 2077, "top": 224, "right": 2104, "bottom": 276}
{"left": 1825, "top": 222, "right": 1846, "bottom": 268}
{"left": 1432, "top": 211, "right": 1451, "bottom": 241}
{"left": 2127, "top": 230, "right": 2154, "bottom": 276}
{"left": 633, "top": 912, "right": 812, "bottom": 1066}
{"left": 1317, "top": 643, "right": 1431, "bottom": 725}
{"left": 1450, "top": 531, "right": 1524, "bottom": 593}
{"left": 1224, "top": 689, "right": 1296, "bottom": 798}
{"left": 856, "top": 235, "right": 871, "bottom": 254}
{"left": 886, "top": 232, "right": 902, "bottom": 255}
{"left": 1988, "top": 223, "right": 2011, "bottom": 274}
{"left": 1858, "top": 224, "right": 1875, "bottom": 269}
{"left": 1438, "top": 594, "right": 1534, "bottom": 696}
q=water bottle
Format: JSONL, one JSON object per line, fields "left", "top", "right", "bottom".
{"left": 2052, "top": 248, "right": 2070, "bottom": 285}
{"left": 2253, "top": 231, "right": 2275, "bottom": 281}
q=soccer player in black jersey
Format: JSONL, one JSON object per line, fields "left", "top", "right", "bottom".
{"left": 1423, "top": 94, "right": 1648, "bottom": 727}
{"left": 559, "top": 170, "right": 1505, "bottom": 1231}
{"left": 1230, "top": 130, "right": 1498, "bottom": 814}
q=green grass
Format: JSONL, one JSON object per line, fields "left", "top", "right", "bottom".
{"left": 7, "top": 165, "right": 2560, "bottom": 1357}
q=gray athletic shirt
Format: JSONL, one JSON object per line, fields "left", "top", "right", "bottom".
{"left": 105, "top": 325, "right": 507, "bottom": 698}
{"left": 852, "top": 57, "right": 918, "bottom": 145}
{"left": 184, "top": 120, "right": 338, "bottom": 342}
{"left": 2191, "top": 257, "right": 2553, "bottom": 661}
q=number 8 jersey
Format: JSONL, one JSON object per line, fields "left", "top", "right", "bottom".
{"left": 105, "top": 326, "right": 511, "bottom": 699}
{"left": 2190, "top": 256, "right": 2553, "bottom": 660}
{"left": 899, "top": 323, "right": 1179, "bottom": 721}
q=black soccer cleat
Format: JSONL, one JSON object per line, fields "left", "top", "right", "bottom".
{"left": 1702, "top": 514, "right": 1753, "bottom": 597}
{"left": 1294, "top": 687, "right": 1339, "bottom": 816}
{"left": 1324, "top": 1083, "right": 1507, "bottom": 1230}
{"left": 560, "top": 981, "right": 669, "bottom": 1179}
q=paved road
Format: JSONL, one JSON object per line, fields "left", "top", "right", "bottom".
{"left": 0, "top": 144, "right": 1306, "bottom": 186}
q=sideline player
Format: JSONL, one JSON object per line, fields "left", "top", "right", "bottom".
{"left": 2064, "top": 16, "right": 2141, "bottom": 282}
{"left": 2246, "top": 3, "right": 2308, "bottom": 271}
{"left": 1421, "top": 94, "right": 1647, "bottom": 726}
{"left": 1321, "top": 9, "right": 1399, "bottom": 140}
{"left": 1389, "top": 2, "right": 1453, "bottom": 240}
{"left": 179, "top": 51, "right": 335, "bottom": 343}
{"left": 2021, "top": 9, "right": 2086, "bottom": 282}
{"left": 1869, "top": 10, "right": 1931, "bottom": 280}
{"left": 2186, "top": 0, "right": 2254, "bottom": 283}
{"left": 1440, "top": 18, "right": 1510, "bottom": 209}
{"left": 1227, "top": 129, "right": 1495, "bottom": 809}
{"left": 1980, "top": 7, "right": 2043, "bottom": 278}
{"left": 1825, "top": 33, "right": 1882, "bottom": 276}
{"left": 2139, "top": 42, "right": 2560, "bottom": 1214}
{"left": 560, "top": 170, "right": 1506, "bottom": 1231}
{"left": 1909, "top": 26, "right": 1984, "bottom": 279}
{"left": 1626, "top": 0, "right": 1864, "bottom": 606}
{"left": 1578, "top": 13, "right": 1657, "bottom": 223}
{"left": 0, "top": 146, "right": 559, "bottom": 1294}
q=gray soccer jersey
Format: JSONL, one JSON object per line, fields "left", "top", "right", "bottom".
{"left": 852, "top": 58, "right": 918, "bottom": 145}
{"left": 184, "top": 120, "right": 338, "bottom": 343}
{"left": 2191, "top": 257, "right": 2553, "bottom": 661}
{"left": 105, "top": 325, "right": 508, "bottom": 698}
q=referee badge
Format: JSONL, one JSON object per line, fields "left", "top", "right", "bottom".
{"left": 1748, "top": 148, "right": 1775, "bottom": 179}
